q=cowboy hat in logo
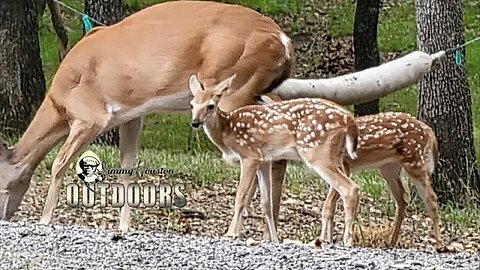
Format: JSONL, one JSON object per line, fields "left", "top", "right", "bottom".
{"left": 75, "top": 150, "right": 106, "bottom": 185}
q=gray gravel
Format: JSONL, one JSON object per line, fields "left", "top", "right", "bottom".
{"left": 0, "top": 221, "right": 478, "bottom": 270}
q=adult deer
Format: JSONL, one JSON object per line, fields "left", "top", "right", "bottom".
{"left": 189, "top": 74, "right": 360, "bottom": 245}
{"left": 249, "top": 94, "right": 441, "bottom": 248}
{"left": 0, "top": 0, "right": 293, "bottom": 231}
{"left": 0, "top": 1, "right": 442, "bottom": 231}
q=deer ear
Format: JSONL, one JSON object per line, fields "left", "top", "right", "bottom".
{"left": 214, "top": 74, "right": 237, "bottom": 97}
{"left": 259, "top": 95, "right": 276, "bottom": 104}
{"left": 188, "top": 74, "right": 204, "bottom": 97}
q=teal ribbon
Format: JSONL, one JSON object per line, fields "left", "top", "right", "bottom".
{"left": 454, "top": 44, "right": 463, "bottom": 66}
{"left": 82, "top": 15, "right": 93, "bottom": 32}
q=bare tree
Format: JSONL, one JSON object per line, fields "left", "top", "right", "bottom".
{"left": 353, "top": 0, "right": 381, "bottom": 116}
{"left": 0, "top": 0, "right": 46, "bottom": 135}
{"left": 415, "top": 0, "right": 480, "bottom": 203}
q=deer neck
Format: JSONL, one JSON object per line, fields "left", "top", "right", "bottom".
{"left": 203, "top": 109, "right": 233, "bottom": 153}
{"left": 11, "top": 96, "right": 68, "bottom": 173}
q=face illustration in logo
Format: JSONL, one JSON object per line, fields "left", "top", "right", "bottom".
{"left": 75, "top": 150, "right": 105, "bottom": 184}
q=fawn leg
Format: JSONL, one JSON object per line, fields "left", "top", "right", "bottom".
{"left": 379, "top": 163, "right": 409, "bottom": 246}
{"left": 225, "top": 158, "right": 260, "bottom": 238}
{"left": 406, "top": 168, "right": 441, "bottom": 249}
{"left": 257, "top": 161, "right": 279, "bottom": 242}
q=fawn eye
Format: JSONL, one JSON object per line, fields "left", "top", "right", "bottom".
{"left": 207, "top": 104, "right": 215, "bottom": 110}
{"left": 190, "top": 104, "right": 193, "bottom": 109}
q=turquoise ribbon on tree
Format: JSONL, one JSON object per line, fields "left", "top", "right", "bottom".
{"left": 82, "top": 15, "right": 93, "bottom": 32}
{"left": 454, "top": 48, "right": 463, "bottom": 66}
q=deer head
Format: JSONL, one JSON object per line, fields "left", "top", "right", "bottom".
{"left": 189, "top": 74, "right": 237, "bottom": 128}
{"left": 0, "top": 138, "right": 31, "bottom": 220}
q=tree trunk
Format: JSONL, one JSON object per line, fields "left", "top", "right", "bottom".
{"left": 353, "top": 0, "right": 381, "bottom": 116}
{"left": 84, "top": 0, "right": 123, "bottom": 146}
{"left": 47, "top": 0, "right": 69, "bottom": 61}
{"left": 84, "top": 0, "right": 123, "bottom": 30}
{"left": 415, "top": 0, "right": 480, "bottom": 203}
{"left": 0, "top": 0, "right": 46, "bottom": 136}
{"left": 36, "top": 0, "right": 46, "bottom": 18}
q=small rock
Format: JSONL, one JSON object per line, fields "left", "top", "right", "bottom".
{"left": 246, "top": 238, "right": 260, "bottom": 247}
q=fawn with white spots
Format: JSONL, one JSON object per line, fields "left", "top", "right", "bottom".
{"left": 258, "top": 94, "right": 442, "bottom": 248}
{"left": 189, "top": 74, "right": 360, "bottom": 246}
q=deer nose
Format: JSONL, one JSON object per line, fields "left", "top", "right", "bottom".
{"left": 191, "top": 121, "right": 201, "bottom": 128}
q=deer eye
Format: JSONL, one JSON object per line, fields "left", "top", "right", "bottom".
{"left": 207, "top": 104, "right": 215, "bottom": 110}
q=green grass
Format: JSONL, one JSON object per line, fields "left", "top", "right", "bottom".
{"left": 124, "top": 0, "right": 302, "bottom": 14}
{"left": 32, "top": 0, "right": 480, "bottom": 231}
{"left": 441, "top": 201, "right": 480, "bottom": 231}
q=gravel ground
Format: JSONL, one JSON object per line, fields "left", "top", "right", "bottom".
{"left": 0, "top": 221, "right": 478, "bottom": 270}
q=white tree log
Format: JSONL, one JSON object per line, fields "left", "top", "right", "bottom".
{"left": 272, "top": 51, "right": 446, "bottom": 105}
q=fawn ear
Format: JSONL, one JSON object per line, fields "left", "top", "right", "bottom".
{"left": 214, "top": 74, "right": 237, "bottom": 97}
{"left": 188, "top": 74, "right": 204, "bottom": 97}
{"left": 259, "top": 95, "right": 276, "bottom": 104}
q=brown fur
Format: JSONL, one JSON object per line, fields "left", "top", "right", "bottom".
{"left": 254, "top": 94, "right": 441, "bottom": 248}
{"left": 0, "top": 1, "right": 295, "bottom": 225}
{"left": 190, "top": 75, "right": 360, "bottom": 245}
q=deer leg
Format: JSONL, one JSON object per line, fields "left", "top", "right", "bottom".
{"left": 257, "top": 161, "right": 279, "bottom": 242}
{"left": 320, "top": 186, "right": 340, "bottom": 243}
{"left": 303, "top": 148, "right": 359, "bottom": 247}
{"left": 39, "top": 120, "right": 103, "bottom": 224}
{"left": 225, "top": 158, "right": 260, "bottom": 239}
{"left": 118, "top": 117, "right": 143, "bottom": 232}
{"left": 230, "top": 160, "right": 286, "bottom": 241}
{"left": 239, "top": 175, "right": 257, "bottom": 232}
{"left": 320, "top": 161, "right": 349, "bottom": 243}
{"left": 379, "top": 163, "right": 408, "bottom": 246}
{"left": 264, "top": 159, "right": 287, "bottom": 241}
{"left": 407, "top": 169, "right": 441, "bottom": 249}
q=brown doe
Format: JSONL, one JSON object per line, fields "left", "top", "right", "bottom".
{"left": 0, "top": 1, "right": 296, "bottom": 229}
{"left": 257, "top": 94, "right": 441, "bottom": 248}
{"left": 189, "top": 74, "right": 361, "bottom": 246}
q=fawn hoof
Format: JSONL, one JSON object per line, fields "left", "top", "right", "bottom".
{"left": 38, "top": 217, "right": 51, "bottom": 225}
{"left": 263, "top": 233, "right": 282, "bottom": 243}
{"left": 269, "top": 237, "right": 280, "bottom": 243}
{"left": 119, "top": 224, "right": 130, "bottom": 233}
{"left": 308, "top": 237, "right": 324, "bottom": 247}
{"left": 343, "top": 237, "right": 354, "bottom": 247}
{"left": 434, "top": 241, "right": 446, "bottom": 253}
{"left": 222, "top": 232, "right": 239, "bottom": 241}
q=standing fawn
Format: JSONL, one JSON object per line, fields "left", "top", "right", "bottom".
{"left": 322, "top": 111, "right": 441, "bottom": 248}
{"left": 259, "top": 94, "right": 441, "bottom": 248}
{"left": 189, "top": 74, "right": 361, "bottom": 246}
